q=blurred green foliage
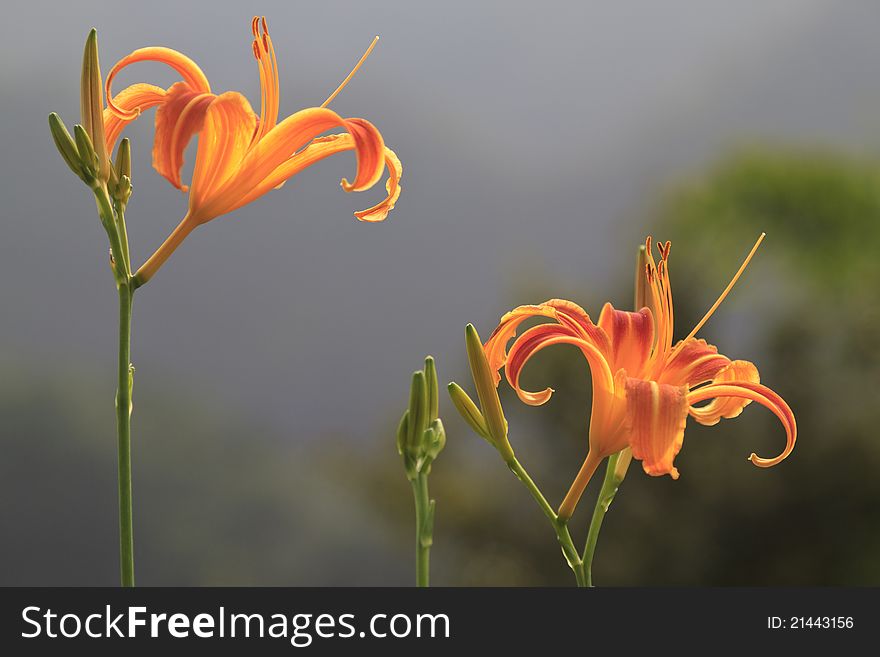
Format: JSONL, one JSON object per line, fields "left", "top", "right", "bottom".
{"left": 2, "top": 147, "right": 878, "bottom": 585}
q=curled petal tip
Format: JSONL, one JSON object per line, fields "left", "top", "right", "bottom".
{"left": 749, "top": 452, "right": 782, "bottom": 468}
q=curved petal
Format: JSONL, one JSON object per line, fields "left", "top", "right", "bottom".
{"left": 188, "top": 92, "right": 257, "bottom": 222}
{"left": 199, "top": 107, "right": 354, "bottom": 220}
{"left": 689, "top": 360, "right": 759, "bottom": 424}
{"left": 354, "top": 146, "right": 402, "bottom": 223}
{"left": 103, "top": 83, "right": 167, "bottom": 151}
{"left": 106, "top": 47, "right": 211, "bottom": 120}
{"left": 505, "top": 324, "right": 591, "bottom": 405}
{"left": 504, "top": 329, "right": 617, "bottom": 443}
{"left": 338, "top": 118, "right": 386, "bottom": 192}
{"left": 226, "top": 133, "right": 402, "bottom": 222}
{"left": 658, "top": 338, "right": 731, "bottom": 388}
{"left": 687, "top": 380, "right": 796, "bottom": 468}
{"left": 549, "top": 299, "right": 609, "bottom": 347}
{"left": 484, "top": 299, "right": 608, "bottom": 385}
{"left": 625, "top": 378, "right": 689, "bottom": 479}
{"left": 598, "top": 303, "right": 654, "bottom": 377}
{"left": 484, "top": 304, "right": 560, "bottom": 385}
{"left": 153, "top": 82, "right": 214, "bottom": 191}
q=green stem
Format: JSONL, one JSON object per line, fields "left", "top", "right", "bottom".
{"left": 92, "top": 186, "right": 128, "bottom": 282}
{"left": 582, "top": 452, "right": 626, "bottom": 587}
{"left": 411, "top": 472, "right": 433, "bottom": 587}
{"left": 116, "top": 282, "right": 135, "bottom": 587}
{"left": 507, "top": 458, "right": 586, "bottom": 586}
{"left": 116, "top": 204, "right": 132, "bottom": 276}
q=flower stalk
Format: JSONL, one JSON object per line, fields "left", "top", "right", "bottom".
{"left": 398, "top": 357, "right": 445, "bottom": 586}
{"left": 506, "top": 458, "right": 586, "bottom": 586}
{"left": 449, "top": 325, "right": 586, "bottom": 585}
{"left": 115, "top": 278, "right": 135, "bottom": 587}
{"left": 49, "top": 28, "right": 139, "bottom": 586}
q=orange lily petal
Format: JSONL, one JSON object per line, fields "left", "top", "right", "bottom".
{"left": 106, "top": 47, "right": 211, "bottom": 120}
{"left": 658, "top": 338, "right": 731, "bottom": 388}
{"left": 689, "top": 360, "right": 759, "bottom": 424}
{"left": 549, "top": 299, "right": 610, "bottom": 346}
{"left": 103, "top": 83, "right": 167, "bottom": 151}
{"left": 484, "top": 304, "right": 559, "bottom": 385}
{"left": 687, "top": 379, "right": 796, "bottom": 468}
{"left": 338, "top": 118, "right": 386, "bottom": 192}
{"left": 227, "top": 134, "right": 402, "bottom": 222}
{"left": 505, "top": 324, "right": 590, "bottom": 405}
{"left": 558, "top": 367, "right": 631, "bottom": 519}
{"left": 200, "top": 107, "right": 360, "bottom": 220}
{"left": 484, "top": 299, "right": 608, "bottom": 385}
{"left": 153, "top": 82, "right": 214, "bottom": 191}
{"left": 503, "top": 327, "right": 617, "bottom": 441}
{"left": 354, "top": 146, "right": 402, "bottom": 222}
{"left": 188, "top": 92, "right": 257, "bottom": 221}
{"left": 598, "top": 303, "right": 654, "bottom": 377}
{"left": 625, "top": 378, "right": 689, "bottom": 479}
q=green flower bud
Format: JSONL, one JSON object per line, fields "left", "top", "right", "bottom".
{"left": 73, "top": 124, "right": 98, "bottom": 181}
{"left": 399, "top": 359, "right": 447, "bottom": 479}
{"left": 407, "top": 370, "right": 427, "bottom": 453}
{"left": 464, "top": 324, "right": 514, "bottom": 462}
{"left": 423, "top": 418, "right": 446, "bottom": 465}
{"left": 48, "top": 113, "right": 86, "bottom": 181}
{"left": 396, "top": 409, "right": 409, "bottom": 457}
{"left": 115, "top": 138, "right": 132, "bottom": 181}
{"left": 81, "top": 28, "right": 110, "bottom": 183}
{"left": 447, "top": 382, "right": 489, "bottom": 439}
{"left": 424, "top": 356, "right": 439, "bottom": 422}
{"left": 111, "top": 139, "right": 133, "bottom": 205}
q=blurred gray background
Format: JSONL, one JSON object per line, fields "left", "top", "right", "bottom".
{"left": 2, "top": 0, "right": 879, "bottom": 585}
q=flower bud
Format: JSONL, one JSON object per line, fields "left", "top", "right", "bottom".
{"left": 424, "top": 356, "right": 439, "bottom": 422}
{"left": 447, "top": 382, "right": 489, "bottom": 439}
{"left": 420, "top": 418, "right": 446, "bottom": 472}
{"left": 115, "top": 138, "right": 132, "bottom": 182}
{"left": 81, "top": 28, "right": 110, "bottom": 183}
{"left": 465, "top": 324, "right": 514, "bottom": 462}
{"left": 73, "top": 124, "right": 99, "bottom": 182}
{"left": 398, "top": 359, "right": 446, "bottom": 479}
{"left": 48, "top": 113, "right": 86, "bottom": 181}
{"left": 406, "top": 370, "right": 428, "bottom": 455}
{"left": 613, "top": 446, "right": 633, "bottom": 482}
{"left": 396, "top": 410, "right": 410, "bottom": 458}
{"left": 114, "top": 175, "right": 133, "bottom": 207}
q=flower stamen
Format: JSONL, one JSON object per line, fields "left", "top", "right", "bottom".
{"left": 320, "top": 36, "right": 379, "bottom": 108}
{"left": 251, "top": 15, "right": 279, "bottom": 140}
{"left": 668, "top": 232, "right": 766, "bottom": 362}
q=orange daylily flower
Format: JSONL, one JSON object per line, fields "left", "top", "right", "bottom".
{"left": 102, "top": 16, "right": 402, "bottom": 285}
{"left": 484, "top": 234, "right": 796, "bottom": 519}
